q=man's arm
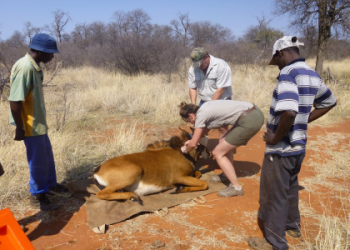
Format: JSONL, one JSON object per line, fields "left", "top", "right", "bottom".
{"left": 189, "top": 88, "right": 197, "bottom": 104}
{"left": 263, "top": 111, "right": 297, "bottom": 145}
{"left": 211, "top": 87, "right": 226, "bottom": 100}
{"left": 9, "top": 101, "right": 25, "bottom": 141}
{"left": 308, "top": 104, "right": 336, "bottom": 123}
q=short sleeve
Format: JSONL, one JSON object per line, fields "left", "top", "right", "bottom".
{"left": 194, "top": 109, "right": 207, "bottom": 128}
{"left": 274, "top": 74, "right": 299, "bottom": 113}
{"left": 188, "top": 67, "right": 196, "bottom": 88}
{"left": 314, "top": 81, "right": 337, "bottom": 109}
{"left": 215, "top": 63, "right": 232, "bottom": 88}
{"left": 8, "top": 66, "right": 32, "bottom": 102}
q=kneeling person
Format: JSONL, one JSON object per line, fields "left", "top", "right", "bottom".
{"left": 179, "top": 100, "right": 264, "bottom": 197}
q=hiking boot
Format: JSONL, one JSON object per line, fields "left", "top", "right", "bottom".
{"left": 49, "top": 183, "right": 69, "bottom": 194}
{"left": 30, "top": 194, "right": 59, "bottom": 211}
{"left": 217, "top": 183, "right": 244, "bottom": 197}
{"left": 286, "top": 229, "right": 302, "bottom": 238}
{"left": 248, "top": 237, "right": 273, "bottom": 250}
{"left": 210, "top": 173, "right": 228, "bottom": 182}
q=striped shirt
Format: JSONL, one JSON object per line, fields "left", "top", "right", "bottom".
{"left": 265, "top": 58, "right": 337, "bottom": 156}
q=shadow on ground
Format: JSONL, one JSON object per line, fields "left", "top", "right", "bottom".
{"left": 17, "top": 193, "right": 84, "bottom": 241}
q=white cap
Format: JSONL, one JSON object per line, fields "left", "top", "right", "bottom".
{"left": 269, "top": 36, "right": 304, "bottom": 65}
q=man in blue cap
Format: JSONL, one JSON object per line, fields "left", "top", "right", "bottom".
{"left": 8, "top": 33, "right": 67, "bottom": 211}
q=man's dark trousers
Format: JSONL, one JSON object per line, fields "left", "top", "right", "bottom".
{"left": 259, "top": 153, "right": 305, "bottom": 250}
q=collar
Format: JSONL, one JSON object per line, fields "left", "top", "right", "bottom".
{"left": 205, "top": 55, "right": 218, "bottom": 75}
{"left": 287, "top": 58, "right": 305, "bottom": 66}
{"left": 276, "top": 58, "right": 306, "bottom": 79}
{"left": 25, "top": 53, "right": 42, "bottom": 72}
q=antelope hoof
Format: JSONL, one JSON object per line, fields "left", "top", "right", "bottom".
{"left": 130, "top": 197, "right": 143, "bottom": 206}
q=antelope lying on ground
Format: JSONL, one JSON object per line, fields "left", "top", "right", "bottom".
{"left": 93, "top": 129, "right": 209, "bottom": 205}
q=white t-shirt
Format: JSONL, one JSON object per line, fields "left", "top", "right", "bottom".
{"left": 195, "top": 100, "right": 254, "bottom": 129}
{"left": 188, "top": 55, "right": 233, "bottom": 102}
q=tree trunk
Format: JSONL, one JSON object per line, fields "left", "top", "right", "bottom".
{"left": 315, "top": 1, "right": 328, "bottom": 74}
{"left": 315, "top": 35, "right": 328, "bottom": 74}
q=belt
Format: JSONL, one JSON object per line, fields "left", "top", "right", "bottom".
{"left": 238, "top": 106, "right": 255, "bottom": 120}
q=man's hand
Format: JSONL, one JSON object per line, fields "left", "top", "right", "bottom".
{"left": 14, "top": 127, "right": 25, "bottom": 141}
{"left": 263, "top": 129, "right": 277, "bottom": 144}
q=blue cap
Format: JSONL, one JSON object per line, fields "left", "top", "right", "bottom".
{"left": 28, "top": 33, "right": 59, "bottom": 53}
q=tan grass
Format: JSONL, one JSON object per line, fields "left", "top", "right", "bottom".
{"left": 295, "top": 125, "right": 350, "bottom": 250}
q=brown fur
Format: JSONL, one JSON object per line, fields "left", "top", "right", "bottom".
{"left": 93, "top": 129, "right": 208, "bottom": 204}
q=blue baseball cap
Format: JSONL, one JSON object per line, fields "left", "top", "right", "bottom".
{"left": 28, "top": 33, "right": 59, "bottom": 53}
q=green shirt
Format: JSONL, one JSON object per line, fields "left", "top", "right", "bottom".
{"left": 9, "top": 54, "right": 48, "bottom": 136}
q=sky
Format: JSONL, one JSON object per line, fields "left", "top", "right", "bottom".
{"left": 0, "top": 0, "right": 292, "bottom": 40}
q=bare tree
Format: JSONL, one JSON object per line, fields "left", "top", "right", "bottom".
{"left": 126, "top": 9, "right": 151, "bottom": 35}
{"left": 89, "top": 22, "right": 106, "bottom": 47}
{"left": 170, "top": 13, "right": 192, "bottom": 80}
{"left": 170, "top": 12, "right": 191, "bottom": 47}
{"left": 23, "top": 22, "right": 42, "bottom": 43}
{"left": 300, "top": 24, "right": 318, "bottom": 57}
{"left": 189, "top": 21, "right": 234, "bottom": 47}
{"left": 244, "top": 15, "right": 284, "bottom": 63}
{"left": 50, "top": 9, "right": 71, "bottom": 43}
{"left": 274, "top": 0, "right": 350, "bottom": 73}
{"left": 112, "top": 11, "right": 130, "bottom": 36}
{"left": 72, "top": 23, "right": 91, "bottom": 49}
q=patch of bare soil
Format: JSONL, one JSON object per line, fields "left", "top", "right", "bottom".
{"left": 13, "top": 119, "right": 350, "bottom": 250}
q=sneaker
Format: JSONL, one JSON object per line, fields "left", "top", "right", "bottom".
{"left": 217, "top": 183, "right": 244, "bottom": 197}
{"left": 286, "top": 229, "right": 302, "bottom": 238}
{"left": 248, "top": 237, "right": 273, "bottom": 250}
{"left": 49, "top": 183, "right": 69, "bottom": 194}
{"left": 210, "top": 173, "right": 228, "bottom": 182}
{"left": 30, "top": 194, "right": 59, "bottom": 211}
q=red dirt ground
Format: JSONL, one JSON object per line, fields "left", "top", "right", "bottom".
{"left": 13, "top": 119, "right": 350, "bottom": 250}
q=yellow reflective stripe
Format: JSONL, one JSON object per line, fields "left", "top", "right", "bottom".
{"left": 25, "top": 54, "right": 41, "bottom": 72}
{"left": 22, "top": 86, "right": 34, "bottom": 136}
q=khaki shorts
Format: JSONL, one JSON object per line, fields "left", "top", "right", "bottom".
{"left": 225, "top": 107, "right": 264, "bottom": 146}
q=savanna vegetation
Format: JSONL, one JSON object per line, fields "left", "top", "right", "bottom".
{"left": 0, "top": 3, "right": 350, "bottom": 249}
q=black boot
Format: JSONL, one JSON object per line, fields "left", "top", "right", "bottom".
{"left": 30, "top": 193, "right": 59, "bottom": 211}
